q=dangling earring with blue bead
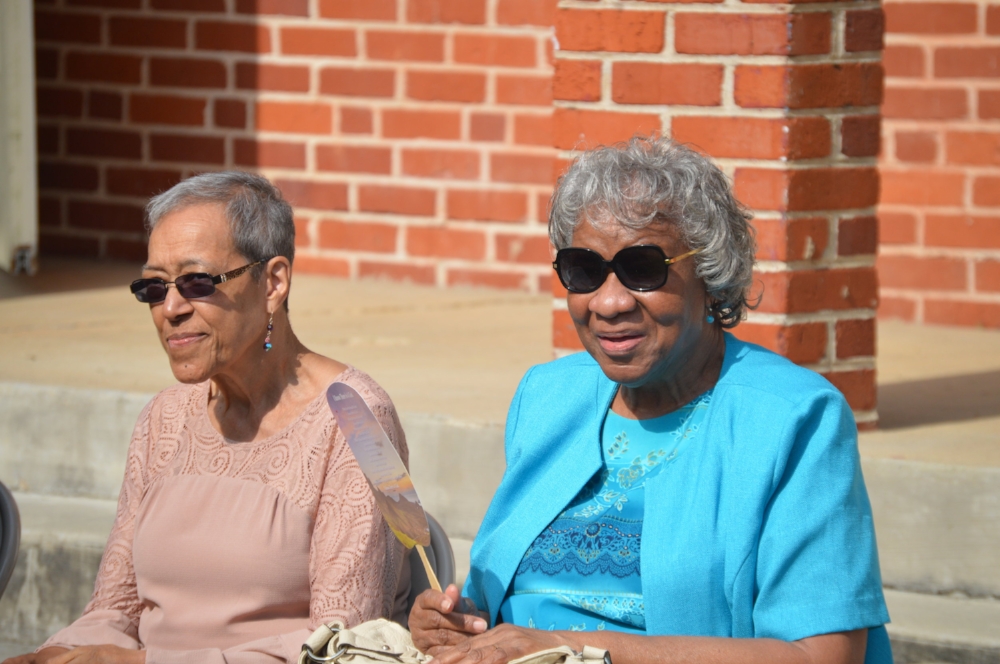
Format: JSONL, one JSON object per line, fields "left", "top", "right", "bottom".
{"left": 263, "top": 313, "right": 273, "bottom": 352}
{"left": 706, "top": 304, "right": 715, "bottom": 325}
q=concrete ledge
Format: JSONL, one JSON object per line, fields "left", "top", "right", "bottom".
{"left": 0, "top": 382, "right": 504, "bottom": 542}
{"left": 0, "top": 641, "right": 34, "bottom": 659}
{"left": 0, "top": 382, "right": 147, "bottom": 499}
{"left": 886, "top": 589, "right": 1000, "bottom": 663}
{"left": 402, "top": 413, "right": 504, "bottom": 541}
{"left": 5, "top": 382, "right": 1000, "bottom": 598}
{"left": 865, "top": 459, "right": 1000, "bottom": 598}
{"left": 0, "top": 493, "right": 114, "bottom": 645}
{"left": 5, "top": 495, "right": 1000, "bottom": 658}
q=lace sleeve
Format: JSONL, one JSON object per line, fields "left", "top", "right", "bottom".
{"left": 308, "top": 377, "right": 409, "bottom": 628}
{"left": 40, "top": 399, "right": 156, "bottom": 650}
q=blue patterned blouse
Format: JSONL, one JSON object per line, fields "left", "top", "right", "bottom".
{"left": 498, "top": 391, "right": 712, "bottom": 633}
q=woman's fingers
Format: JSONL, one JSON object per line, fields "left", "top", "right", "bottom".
{"left": 415, "top": 589, "right": 455, "bottom": 615}
{"left": 410, "top": 589, "right": 488, "bottom": 653}
{"left": 411, "top": 611, "right": 485, "bottom": 652}
{"left": 412, "top": 591, "right": 487, "bottom": 634}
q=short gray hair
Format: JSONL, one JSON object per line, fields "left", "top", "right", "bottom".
{"left": 549, "top": 136, "right": 756, "bottom": 328}
{"left": 145, "top": 171, "right": 295, "bottom": 278}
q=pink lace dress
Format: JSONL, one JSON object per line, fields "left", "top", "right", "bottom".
{"left": 42, "top": 367, "right": 410, "bottom": 664}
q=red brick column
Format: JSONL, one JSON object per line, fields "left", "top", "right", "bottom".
{"left": 551, "top": 1, "right": 884, "bottom": 426}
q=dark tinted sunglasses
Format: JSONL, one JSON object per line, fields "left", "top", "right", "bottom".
{"left": 130, "top": 259, "right": 267, "bottom": 304}
{"left": 553, "top": 245, "right": 701, "bottom": 294}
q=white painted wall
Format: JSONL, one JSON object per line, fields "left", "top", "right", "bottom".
{"left": 0, "top": 0, "right": 38, "bottom": 275}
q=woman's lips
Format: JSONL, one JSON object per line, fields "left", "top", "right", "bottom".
{"left": 597, "top": 333, "right": 643, "bottom": 354}
{"left": 166, "top": 332, "right": 206, "bottom": 348}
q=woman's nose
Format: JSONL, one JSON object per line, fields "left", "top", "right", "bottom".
{"left": 588, "top": 272, "right": 637, "bottom": 318}
{"left": 160, "top": 284, "right": 194, "bottom": 319}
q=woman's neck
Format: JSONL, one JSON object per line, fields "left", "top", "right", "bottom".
{"left": 203, "top": 316, "right": 315, "bottom": 440}
{"left": 613, "top": 328, "right": 726, "bottom": 420}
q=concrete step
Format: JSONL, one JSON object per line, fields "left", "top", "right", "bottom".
{"left": 5, "top": 381, "right": 1000, "bottom": 597}
{"left": 3, "top": 497, "right": 999, "bottom": 660}
{"left": 0, "top": 641, "right": 35, "bottom": 660}
{"left": 886, "top": 589, "right": 1000, "bottom": 663}
{"left": 0, "top": 493, "right": 114, "bottom": 646}
{"left": 0, "top": 383, "right": 502, "bottom": 545}
{"left": 864, "top": 459, "right": 1000, "bottom": 599}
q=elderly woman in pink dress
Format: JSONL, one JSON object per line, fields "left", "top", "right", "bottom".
{"left": 4, "top": 172, "right": 409, "bottom": 664}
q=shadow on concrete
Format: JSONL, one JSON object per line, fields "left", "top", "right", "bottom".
{"left": 879, "top": 371, "right": 1000, "bottom": 429}
{"left": 0, "top": 258, "right": 142, "bottom": 300}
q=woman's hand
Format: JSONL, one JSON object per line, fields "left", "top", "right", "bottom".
{"left": 18, "top": 647, "right": 144, "bottom": 664}
{"left": 429, "top": 624, "right": 573, "bottom": 664}
{"left": 409, "top": 584, "right": 488, "bottom": 655}
{"left": 2, "top": 647, "right": 70, "bottom": 664}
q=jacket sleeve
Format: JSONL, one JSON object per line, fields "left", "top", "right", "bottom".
{"left": 751, "top": 389, "right": 889, "bottom": 641}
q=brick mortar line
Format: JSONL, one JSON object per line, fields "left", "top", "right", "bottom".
{"left": 880, "top": 242, "right": 1000, "bottom": 255}
{"left": 40, "top": 11, "right": 557, "bottom": 36}
{"left": 879, "top": 246, "right": 1000, "bottom": 258}
{"left": 853, "top": 410, "right": 877, "bottom": 424}
{"left": 304, "top": 248, "right": 553, "bottom": 268}
{"left": 301, "top": 213, "right": 549, "bottom": 228}
{"left": 882, "top": 119, "right": 1000, "bottom": 128}
{"left": 885, "top": 35, "right": 1000, "bottom": 45}
{"left": 755, "top": 257, "right": 878, "bottom": 272}
{"left": 885, "top": 79, "right": 1000, "bottom": 89}
{"left": 316, "top": 260, "right": 553, "bottom": 276}
{"left": 746, "top": 308, "right": 876, "bottom": 321}
{"left": 47, "top": 48, "right": 555, "bottom": 72}
{"left": 800, "top": 356, "right": 876, "bottom": 371}
{"left": 552, "top": 51, "right": 882, "bottom": 65}
{"left": 559, "top": 0, "right": 881, "bottom": 10}
{"left": 881, "top": 191, "right": 1000, "bottom": 205}
{"left": 39, "top": 157, "right": 559, "bottom": 185}
{"left": 880, "top": 288, "right": 1000, "bottom": 301}
{"left": 552, "top": 100, "right": 883, "bottom": 117}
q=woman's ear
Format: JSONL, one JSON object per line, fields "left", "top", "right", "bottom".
{"left": 264, "top": 256, "right": 292, "bottom": 312}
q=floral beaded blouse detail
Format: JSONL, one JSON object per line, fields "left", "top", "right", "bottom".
{"left": 501, "top": 391, "right": 712, "bottom": 633}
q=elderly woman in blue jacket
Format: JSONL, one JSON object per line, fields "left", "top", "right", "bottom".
{"left": 409, "top": 136, "right": 892, "bottom": 664}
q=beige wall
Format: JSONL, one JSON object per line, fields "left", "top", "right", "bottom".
{"left": 0, "top": 0, "right": 38, "bottom": 275}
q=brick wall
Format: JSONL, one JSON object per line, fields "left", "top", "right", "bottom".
{"left": 551, "top": 0, "right": 884, "bottom": 425}
{"left": 879, "top": 0, "right": 1000, "bottom": 328}
{"left": 34, "top": 0, "right": 558, "bottom": 292}
{"left": 34, "top": 0, "right": 890, "bottom": 419}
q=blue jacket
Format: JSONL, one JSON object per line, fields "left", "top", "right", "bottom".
{"left": 464, "top": 334, "right": 891, "bottom": 661}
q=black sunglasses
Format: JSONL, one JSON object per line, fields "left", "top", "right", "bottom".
{"left": 130, "top": 259, "right": 268, "bottom": 304}
{"left": 553, "top": 245, "right": 701, "bottom": 294}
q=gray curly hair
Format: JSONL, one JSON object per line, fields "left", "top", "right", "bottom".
{"left": 548, "top": 136, "right": 757, "bottom": 328}
{"left": 145, "top": 171, "right": 296, "bottom": 311}
{"left": 145, "top": 171, "right": 295, "bottom": 277}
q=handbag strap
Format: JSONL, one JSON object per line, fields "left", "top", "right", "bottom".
{"left": 301, "top": 621, "right": 416, "bottom": 664}
{"left": 580, "top": 646, "right": 611, "bottom": 664}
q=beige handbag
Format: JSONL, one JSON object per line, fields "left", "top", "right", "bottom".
{"left": 299, "top": 619, "right": 611, "bottom": 664}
